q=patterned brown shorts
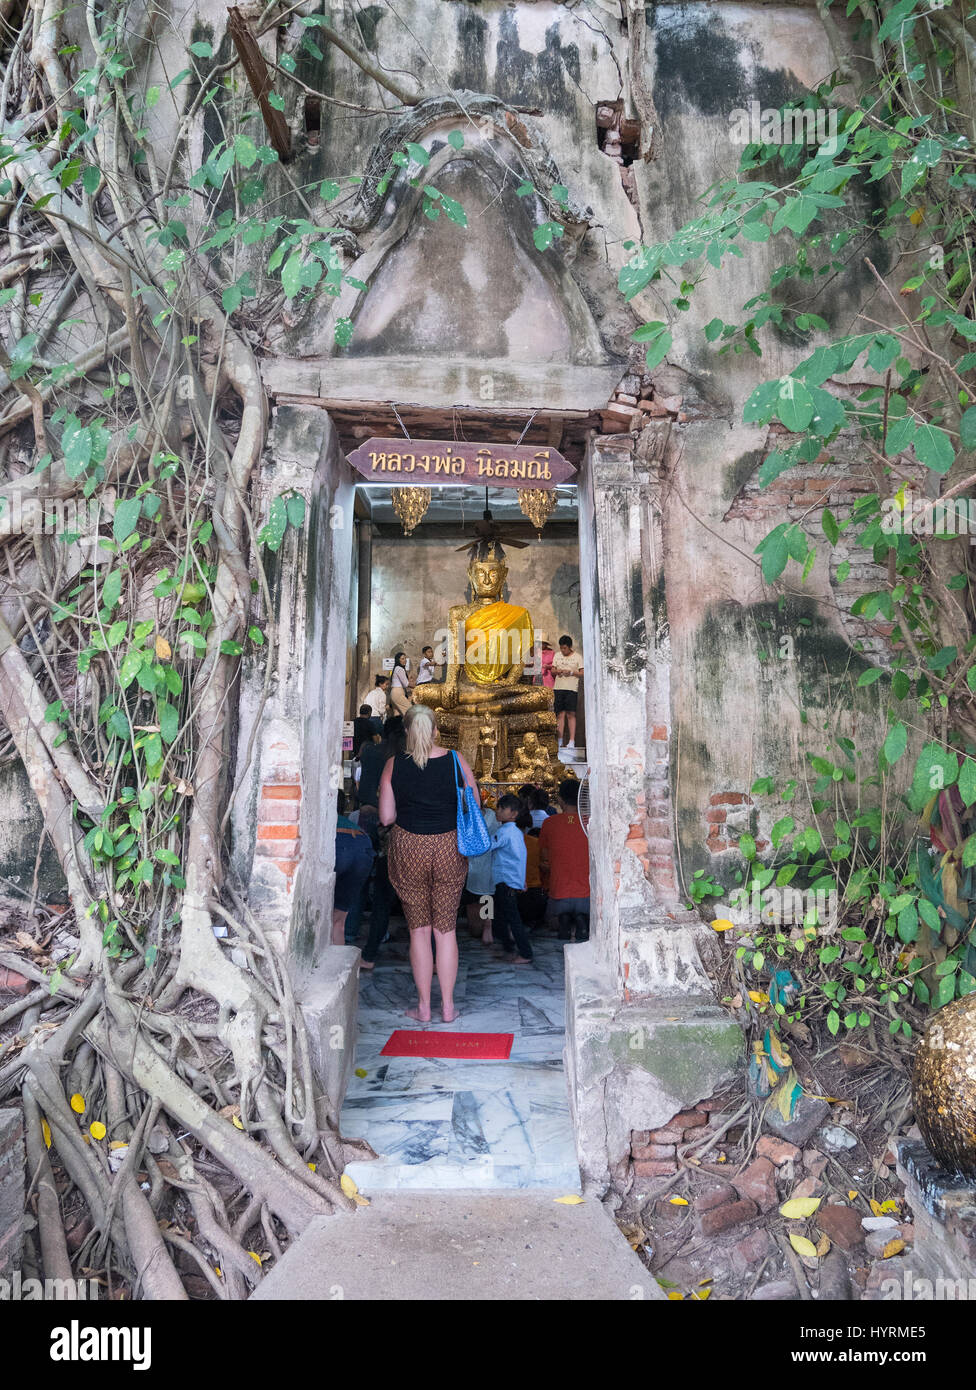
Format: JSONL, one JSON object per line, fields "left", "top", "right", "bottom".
{"left": 387, "top": 826, "right": 467, "bottom": 934}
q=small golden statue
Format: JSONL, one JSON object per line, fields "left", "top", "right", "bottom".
{"left": 504, "top": 732, "right": 556, "bottom": 789}
{"left": 912, "top": 993, "right": 976, "bottom": 1176}
{"left": 475, "top": 718, "right": 498, "bottom": 780}
{"left": 413, "top": 541, "right": 556, "bottom": 769}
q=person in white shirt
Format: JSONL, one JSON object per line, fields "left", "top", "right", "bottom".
{"left": 364, "top": 675, "right": 390, "bottom": 721}
{"left": 415, "top": 644, "right": 436, "bottom": 685}
{"left": 552, "top": 635, "right": 583, "bottom": 751}
{"left": 389, "top": 652, "right": 412, "bottom": 715}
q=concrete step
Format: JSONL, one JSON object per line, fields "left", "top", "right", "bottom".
{"left": 251, "top": 1192, "right": 665, "bottom": 1301}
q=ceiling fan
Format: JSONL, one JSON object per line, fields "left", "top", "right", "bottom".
{"left": 454, "top": 488, "right": 531, "bottom": 554}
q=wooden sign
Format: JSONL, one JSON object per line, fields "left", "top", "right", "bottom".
{"left": 346, "top": 438, "right": 576, "bottom": 489}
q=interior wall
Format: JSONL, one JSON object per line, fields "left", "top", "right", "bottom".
{"left": 364, "top": 532, "right": 581, "bottom": 700}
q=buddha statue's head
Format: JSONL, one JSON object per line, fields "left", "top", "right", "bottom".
{"left": 468, "top": 542, "right": 507, "bottom": 600}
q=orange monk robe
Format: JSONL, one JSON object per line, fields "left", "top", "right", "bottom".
{"left": 461, "top": 602, "right": 534, "bottom": 686}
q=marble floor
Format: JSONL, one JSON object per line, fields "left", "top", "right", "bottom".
{"left": 340, "top": 934, "right": 581, "bottom": 1193}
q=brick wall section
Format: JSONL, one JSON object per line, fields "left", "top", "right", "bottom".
{"left": 704, "top": 791, "right": 769, "bottom": 858}
{"left": 255, "top": 781, "right": 301, "bottom": 889}
{"left": 645, "top": 721, "right": 678, "bottom": 896}
{"left": 629, "top": 1092, "right": 738, "bottom": 1181}
{"left": 0, "top": 1107, "right": 24, "bottom": 1277}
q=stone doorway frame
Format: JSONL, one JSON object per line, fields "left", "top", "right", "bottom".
{"left": 230, "top": 397, "right": 742, "bottom": 1187}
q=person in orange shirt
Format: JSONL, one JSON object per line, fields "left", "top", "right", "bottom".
{"left": 538, "top": 778, "right": 590, "bottom": 942}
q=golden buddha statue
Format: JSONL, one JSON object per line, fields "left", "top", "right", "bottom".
{"left": 413, "top": 542, "right": 556, "bottom": 770}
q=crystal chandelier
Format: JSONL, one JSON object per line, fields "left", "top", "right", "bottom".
{"left": 518, "top": 488, "right": 557, "bottom": 537}
{"left": 391, "top": 486, "right": 431, "bottom": 535}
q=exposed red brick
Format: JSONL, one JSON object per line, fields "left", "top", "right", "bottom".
{"left": 757, "top": 1136, "right": 801, "bottom": 1166}
{"left": 257, "top": 824, "right": 298, "bottom": 840}
{"left": 262, "top": 784, "right": 301, "bottom": 799}
{"left": 705, "top": 808, "right": 727, "bottom": 824}
{"left": 632, "top": 1141, "right": 677, "bottom": 1162}
{"left": 705, "top": 836, "right": 728, "bottom": 854}
{"left": 699, "top": 1197, "right": 758, "bottom": 1237}
{"left": 816, "top": 1204, "right": 864, "bottom": 1252}
{"left": 255, "top": 839, "right": 300, "bottom": 860}
{"left": 260, "top": 798, "right": 300, "bottom": 823}
{"left": 736, "top": 1156, "right": 778, "bottom": 1211}
{"left": 673, "top": 1111, "right": 707, "bottom": 1129}
{"left": 633, "top": 1158, "right": 678, "bottom": 1178}
{"left": 697, "top": 1180, "right": 734, "bottom": 1211}
{"left": 631, "top": 1130, "right": 651, "bottom": 1148}
{"left": 0, "top": 967, "right": 30, "bottom": 994}
{"left": 710, "top": 792, "right": 750, "bottom": 806}
{"left": 647, "top": 1126, "right": 684, "bottom": 1145}
{"left": 645, "top": 819, "right": 671, "bottom": 838}
{"left": 651, "top": 724, "right": 668, "bottom": 741}
{"left": 273, "top": 859, "right": 298, "bottom": 881}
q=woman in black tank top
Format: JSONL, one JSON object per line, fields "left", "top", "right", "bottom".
{"left": 378, "top": 705, "right": 479, "bottom": 1024}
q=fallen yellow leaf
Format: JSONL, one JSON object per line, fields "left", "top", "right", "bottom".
{"left": 748, "top": 990, "right": 767, "bottom": 1004}
{"left": 879, "top": 1199, "right": 899, "bottom": 1214}
{"left": 692, "top": 1288, "right": 711, "bottom": 1300}
{"left": 307, "top": 1162, "right": 317, "bottom": 1172}
{"left": 353, "top": 1193, "right": 370, "bottom": 1207}
{"left": 717, "top": 1153, "right": 727, "bottom": 1162}
{"left": 908, "top": 207, "right": 925, "bottom": 226}
{"left": 789, "top": 1233, "right": 820, "bottom": 1258}
{"left": 232, "top": 1115, "right": 244, "bottom": 1130}
{"left": 816, "top": 1233, "right": 831, "bottom": 1257}
{"left": 89, "top": 1121, "right": 106, "bottom": 1141}
{"left": 110, "top": 1140, "right": 127, "bottom": 1149}
{"left": 667, "top": 1291, "right": 684, "bottom": 1300}
{"left": 41, "top": 1117, "right": 52, "bottom": 1149}
{"left": 249, "top": 1251, "right": 263, "bottom": 1266}
{"left": 214, "top": 1266, "right": 222, "bottom": 1277}
{"left": 882, "top": 1238, "right": 905, "bottom": 1259}
{"left": 554, "top": 1194, "right": 584, "bottom": 1205}
{"left": 340, "top": 1173, "right": 359, "bottom": 1199}
{"left": 781, "top": 1197, "right": 821, "bottom": 1219}
{"left": 669, "top": 1197, "right": 689, "bottom": 1206}
{"left": 870, "top": 1198, "right": 884, "bottom": 1217}
{"left": 848, "top": 1190, "right": 858, "bottom": 1201}
{"left": 70, "top": 1093, "right": 85, "bottom": 1114}
{"left": 354, "top": 1068, "right": 368, "bottom": 1078}
{"left": 698, "top": 1278, "right": 713, "bottom": 1286}
{"left": 711, "top": 918, "right": 735, "bottom": 932}
{"left": 155, "top": 635, "right": 172, "bottom": 660}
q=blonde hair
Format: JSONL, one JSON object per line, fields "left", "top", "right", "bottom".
{"left": 404, "top": 703, "right": 436, "bottom": 769}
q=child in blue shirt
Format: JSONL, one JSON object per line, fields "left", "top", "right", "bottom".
{"left": 490, "top": 794, "right": 532, "bottom": 963}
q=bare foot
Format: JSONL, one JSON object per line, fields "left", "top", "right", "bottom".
{"left": 441, "top": 1007, "right": 461, "bottom": 1024}
{"left": 359, "top": 960, "right": 375, "bottom": 971}
{"left": 512, "top": 956, "right": 533, "bottom": 965}
{"left": 405, "top": 1006, "right": 431, "bottom": 1023}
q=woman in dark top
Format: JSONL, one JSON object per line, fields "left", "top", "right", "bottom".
{"left": 379, "top": 703, "right": 479, "bottom": 1024}
{"left": 357, "top": 734, "right": 387, "bottom": 809}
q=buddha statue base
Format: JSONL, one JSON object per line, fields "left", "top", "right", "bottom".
{"left": 433, "top": 701, "right": 557, "bottom": 777}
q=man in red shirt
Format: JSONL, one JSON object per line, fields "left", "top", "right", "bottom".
{"left": 538, "top": 778, "right": 590, "bottom": 942}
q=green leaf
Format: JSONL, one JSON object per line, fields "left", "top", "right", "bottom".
{"left": 533, "top": 221, "right": 562, "bottom": 252}
{"left": 913, "top": 422, "right": 954, "bottom": 475}
{"left": 827, "top": 1008, "right": 840, "bottom": 1036}
{"left": 334, "top": 316, "right": 353, "bottom": 348}
{"left": 447, "top": 130, "right": 464, "bottom": 150}
{"left": 822, "top": 508, "right": 839, "bottom": 545}
{"left": 189, "top": 40, "right": 212, "bottom": 58}
{"left": 918, "top": 898, "right": 941, "bottom": 931}
{"left": 739, "top": 833, "right": 757, "bottom": 862}
{"left": 281, "top": 251, "right": 304, "bottom": 299}
{"left": 775, "top": 377, "right": 813, "bottom": 433}
{"left": 259, "top": 495, "right": 289, "bottom": 552}
{"left": 897, "top": 903, "right": 918, "bottom": 943}
{"left": 285, "top": 494, "right": 306, "bottom": 528}
{"left": 405, "top": 142, "right": 430, "bottom": 167}
{"left": 113, "top": 497, "right": 142, "bottom": 544}
{"left": 643, "top": 331, "right": 672, "bottom": 370}
{"left": 857, "top": 667, "right": 884, "bottom": 687}
{"left": 158, "top": 700, "right": 179, "bottom": 745}
{"left": 102, "top": 570, "right": 122, "bottom": 611}
{"left": 908, "top": 743, "right": 959, "bottom": 810}
{"left": 883, "top": 721, "right": 907, "bottom": 765}
{"left": 958, "top": 758, "right": 976, "bottom": 808}
{"left": 758, "top": 527, "right": 790, "bottom": 584}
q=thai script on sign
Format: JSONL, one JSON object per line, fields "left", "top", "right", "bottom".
{"left": 366, "top": 447, "right": 553, "bottom": 481}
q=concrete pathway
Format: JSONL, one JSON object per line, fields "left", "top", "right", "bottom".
{"left": 251, "top": 1193, "right": 665, "bottom": 1300}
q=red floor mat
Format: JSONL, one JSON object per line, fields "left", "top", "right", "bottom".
{"left": 380, "top": 1030, "right": 514, "bottom": 1060}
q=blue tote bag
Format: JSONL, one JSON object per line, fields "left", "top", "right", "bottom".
{"left": 452, "top": 752, "right": 491, "bottom": 856}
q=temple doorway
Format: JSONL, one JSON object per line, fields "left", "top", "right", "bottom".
{"left": 337, "top": 472, "right": 590, "bottom": 1192}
